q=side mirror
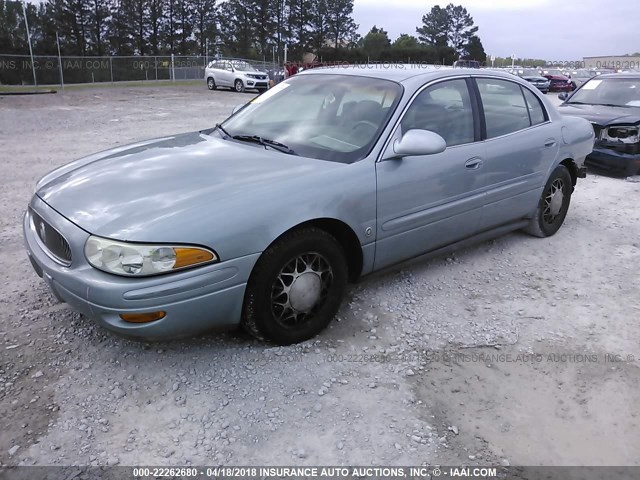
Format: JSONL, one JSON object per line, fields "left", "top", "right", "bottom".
{"left": 232, "top": 103, "right": 246, "bottom": 115}
{"left": 558, "top": 92, "right": 568, "bottom": 101}
{"left": 387, "top": 129, "right": 447, "bottom": 159}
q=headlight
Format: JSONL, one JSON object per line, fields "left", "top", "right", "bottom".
{"left": 84, "top": 236, "right": 217, "bottom": 276}
{"left": 601, "top": 125, "right": 639, "bottom": 143}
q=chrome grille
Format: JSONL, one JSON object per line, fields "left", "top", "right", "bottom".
{"left": 30, "top": 208, "right": 72, "bottom": 265}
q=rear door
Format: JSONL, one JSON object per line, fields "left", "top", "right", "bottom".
{"left": 217, "top": 61, "right": 232, "bottom": 86}
{"left": 374, "top": 78, "right": 488, "bottom": 270}
{"left": 473, "top": 77, "right": 558, "bottom": 228}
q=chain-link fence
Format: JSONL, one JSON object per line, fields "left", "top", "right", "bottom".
{"left": 0, "top": 55, "right": 273, "bottom": 86}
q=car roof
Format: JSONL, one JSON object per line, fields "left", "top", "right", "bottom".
{"left": 297, "top": 64, "right": 519, "bottom": 83}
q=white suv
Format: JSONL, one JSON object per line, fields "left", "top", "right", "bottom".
{"left": 205, "top": 60, "right": 269, "bottom": 93}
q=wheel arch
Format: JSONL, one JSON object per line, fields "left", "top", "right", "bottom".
{"left": 259, "top": 218, "right": 364, "bottom": 283}
{"left": 559, "top": 158, "right": 578, "bottom": 187}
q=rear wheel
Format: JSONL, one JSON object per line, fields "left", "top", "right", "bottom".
{"left": 234, "top": 79, "right": 245, "bottom": 93}
{"left": 241, "top": 227, "right": 348, "bottom": 345}
{"left": 207, "top": 77, "right": 216, "bottom": 90}
{"left": 524, "top": 165, "right": 573, "bottom": 237}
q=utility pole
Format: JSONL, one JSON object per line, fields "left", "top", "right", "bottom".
{"left": 56, "top": 31, "right": 64, "bottom": 89}
{"left": 21, "top": 0, "right": 37, "bottom": 86}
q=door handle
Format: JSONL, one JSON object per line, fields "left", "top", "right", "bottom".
{"left": 465, "top": 157, "right": 483, "bottom": 170}
{"left": 544, "top": 139, "right": 557, "bottom": 147}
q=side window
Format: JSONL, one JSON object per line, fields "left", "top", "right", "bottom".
{"left": 401, "top": 79, "right": 475, "bottom": 147}
{"left": 522, "top": 87, "right": 548, "bottom": 125}
{"left": 477, "top": 78, "right": 531, "bottom": 138}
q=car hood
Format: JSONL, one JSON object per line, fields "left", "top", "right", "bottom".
{"left": 557, "top": 103, "right": 640, "bottom": 126}
{"left": 37, "top": 132, "right": 340, "bottom": 240}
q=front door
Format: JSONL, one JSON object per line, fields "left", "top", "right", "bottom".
{"left": 375, "top": 78, "right": 487, "bottom": 270}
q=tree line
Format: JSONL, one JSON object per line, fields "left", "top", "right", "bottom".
{"left": 1, "top": 0, "right": 485, "bottom": 64}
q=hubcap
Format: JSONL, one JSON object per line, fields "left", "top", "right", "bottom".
{"left": 208, "top": 79, "right": 214, "bottom": 88}
{"left": 271, "top": 253, "right": 333, "bottom": 327}
{"left": 236, "top": 82, "right": 242, "bottom": 91}
{"left": 289, "top": 273, "right": 322, "bottom": 312}
{"left": 543, "top": 179, "right": 565, "bottom": 224}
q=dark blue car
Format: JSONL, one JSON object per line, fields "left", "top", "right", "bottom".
{"left": 558, "top": 73, "right": 640, "bottom": 176}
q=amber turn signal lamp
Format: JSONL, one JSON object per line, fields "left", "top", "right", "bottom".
{"left": 174, "top": 248, "right": 215, "bottom": 269}
{"left": 119, "top": 311, "right": 166, "bottom": 323}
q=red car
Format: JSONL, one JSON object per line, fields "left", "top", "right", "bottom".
{"left": 541, "top": 69, "right": 574, "bottom": 92}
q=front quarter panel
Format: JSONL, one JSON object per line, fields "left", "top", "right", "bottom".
{"left": 199, "top": 158, "right": 378, "bottom": 274}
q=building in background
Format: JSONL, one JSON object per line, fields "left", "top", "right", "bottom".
{"left": 583, "top": 55, "right": 640, "bottom": 70}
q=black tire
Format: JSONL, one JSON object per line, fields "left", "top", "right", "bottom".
{"left": 234, "top": 79, "right": 245, "bottom": 93}
{"left": 524, "top": 165, "right": 573, "bottom": 238}
{"left": 207, "top": 77, "right": 216, "bottom": 90}
{"left": 241, "top": 227, "right": 348, "bottom": 345}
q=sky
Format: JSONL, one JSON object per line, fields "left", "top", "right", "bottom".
{"left": 353, "top": 0, "right": 639, "bottom": 60}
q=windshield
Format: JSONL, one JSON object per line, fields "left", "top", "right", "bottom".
{"left": 570, "top": 71, "right": 592, "bottom": 78}
{"left": 544, "top": 69, "right": 564, "bottom": 76}
{"left": 232, "top": 61, "right": 256, "bottom": 72}
{"left": 220, "top": 74, "right": 403, "bottom": 163}
{"left": 568, "top": 78, "right": 640, "bottom": 107}
{"left": 521, "top": 69, "right": 542, "bottom": 77}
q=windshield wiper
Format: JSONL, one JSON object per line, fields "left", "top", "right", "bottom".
{"left": 232, "top": 135, "right": 296, "bottom": 155}
{"left": 593, "top": 103, "right": 629, "bottom": 108}
{"left": 569, "top": 101, "right": 629, "bottom": 108}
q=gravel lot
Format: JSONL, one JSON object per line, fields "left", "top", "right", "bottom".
{"left": 0, "top": 84, "right": 639, "bottom": 468}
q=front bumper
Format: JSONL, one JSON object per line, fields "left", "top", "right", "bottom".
{"left": 245, "top": 79, "right": 269, "bottom": 89}
{"left": 585, "top": 148, "right": 640, "bottom": 177}
{"left": 549, "top": 83, "right": 573, "bottom": 92}
{"left": 529, "top": 83, "right": 550, "bottom": 93}
{"left": 23, "top": 196, "right": 260, "bottom": 339}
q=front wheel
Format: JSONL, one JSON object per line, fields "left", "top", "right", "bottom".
{"left": 207, "top": 77, "right": 216, "bottom": 90}
{"left": 234, "top": 79, "right": 245, "bottom": 93}
{"left": 524, "top": 165, "right": 573, "bottom": 237}
{"left": 241, "top": 227, "right": 348, "bottom": 345}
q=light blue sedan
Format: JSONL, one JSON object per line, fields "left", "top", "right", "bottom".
{"left": 24, "top": 66, "right": 594, "bottom": 345}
